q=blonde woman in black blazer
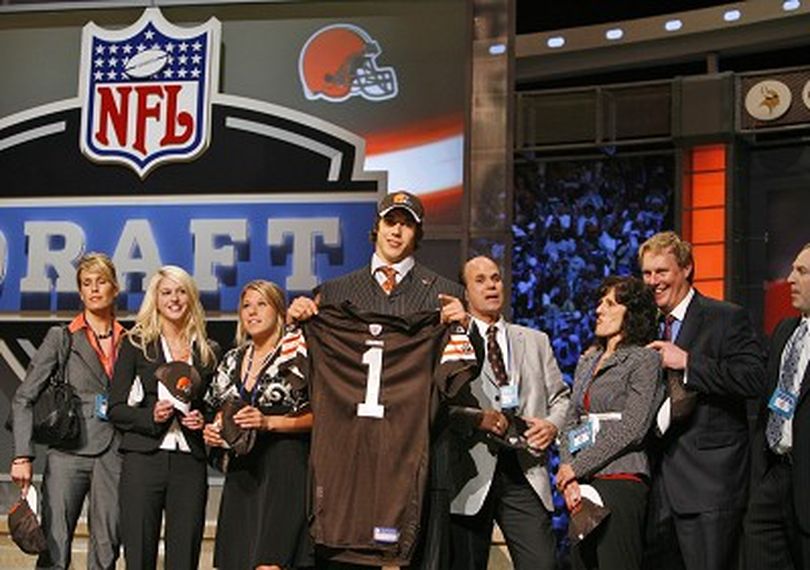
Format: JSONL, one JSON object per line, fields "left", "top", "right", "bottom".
{"left": 108, "top": 265, "right": 218, "bottom": 570}
{"left": 11, "top": 253, "right": 125, "bottom": 569}
{"left": 557, "top": 276, "right": 662, "bottom": 570}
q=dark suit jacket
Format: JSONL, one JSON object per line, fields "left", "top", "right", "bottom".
{"left": 750, "top": 316, "right": 810, "bottom": 532}
{"left": 653, "top": 291, "right": 765, "bottom": 514}
{"left": 12, "top": 325, "right": 119, "bottom": 457}
{"left": 108, "top": 337, "right": 218, "bottom": 460}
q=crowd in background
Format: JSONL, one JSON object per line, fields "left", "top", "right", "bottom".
{"left": 513, "top": 155, "right": 674, "bottom": 383}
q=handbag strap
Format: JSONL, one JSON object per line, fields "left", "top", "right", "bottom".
{"left": 52, "top": 325, "right": 73, "bottom": 386}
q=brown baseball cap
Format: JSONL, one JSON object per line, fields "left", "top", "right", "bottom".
{"left": 8, "top": 498, "right": 47, "bottom": 555}
{"left": 377, "top": 191, "right": 424, "bottom": 224}
{"left": 219, "top": 399, "right": 256, "bottom": 456}
{"left": 154, "top": 362, "right": 203, "bottom": 404}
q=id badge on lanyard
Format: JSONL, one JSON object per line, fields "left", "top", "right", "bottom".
{"left": 768, "top": 387, "right": 797, "bottom": 419}
{"left": 500, "top": 384, "right": 519, "bottom": 410}
{"left": 95, "top": 394, "right": 109, "bottom": 420}
{"left": 568, "top": 421, "right": 594, "bottom": 453}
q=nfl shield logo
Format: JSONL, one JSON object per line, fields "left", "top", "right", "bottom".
{"left": 78, "top": 9, "right": 221, "bottom": 178}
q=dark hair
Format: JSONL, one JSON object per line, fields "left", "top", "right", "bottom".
{"left": 368, "top": 214, "right": 423, "bottom": 250}
{"left": 595, "top": 275, "right": 657, "bottom": 348}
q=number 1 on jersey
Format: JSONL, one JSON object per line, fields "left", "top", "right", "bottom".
{"left": 357, "top": 340, "right": 385, "bottom": 418}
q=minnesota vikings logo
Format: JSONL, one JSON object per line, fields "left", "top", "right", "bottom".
{"left": 78, "top": 9, "right": 221, "bottom": 177}
{"left": 745, "top": 79, "right": 791, "bottom": 122}
{"left": 759, "top": 85, "right": 781, "bottom": 115}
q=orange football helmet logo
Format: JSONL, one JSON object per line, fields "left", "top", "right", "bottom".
{"left": 299, "top": 24, "right": 398, "bottom": 103}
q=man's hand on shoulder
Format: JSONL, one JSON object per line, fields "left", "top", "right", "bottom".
{"left": 287, "top": 296, "right": 319, "bottom": 324}
{"left": 438, "top": 294, "right": 470, "bottom": 328}
{"left": 646, "top": 340, "right": 688, "bottom": 370}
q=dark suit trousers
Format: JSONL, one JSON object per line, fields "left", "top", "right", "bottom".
{"left": 645, "top": 477, "right": 743, "bottom": 570}
{"left": 450, "top": 450, "right": 555, "bottom": 570}
{"left": 119, "top": 450, "right": 207, "bottom": 570}
{"left": 572, "top": 478, "right": 647, "bottom": 570}
{"left": 744, "top": 459, "right": 810, "bottom": 570}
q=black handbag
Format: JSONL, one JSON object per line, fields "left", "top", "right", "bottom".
{"left": 8, "top": 326, "right": 81, "bottom": 446}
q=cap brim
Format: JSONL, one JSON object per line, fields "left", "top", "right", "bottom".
{"left": 378, "top": 205, "right": 421, "bottom": 223}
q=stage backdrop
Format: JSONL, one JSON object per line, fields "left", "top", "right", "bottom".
{"left": 0, "top": 1, "right": 467, "bottom": 469}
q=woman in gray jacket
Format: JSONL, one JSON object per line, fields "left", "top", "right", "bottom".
{"left": 557, "top": 276, "right": 661, "bottom": 570}
{"left": 10, "top": 252, "right": 125, "bottom": 569}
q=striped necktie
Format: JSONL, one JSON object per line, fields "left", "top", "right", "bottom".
{"left": 662, "top": 314, "right": 676, "bottom": 341}
{"left": 377, "top": 265, "right": 397, "bottom": 295}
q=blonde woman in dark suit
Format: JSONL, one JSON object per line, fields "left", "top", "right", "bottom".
{"left": 10, "top": 252, "right": 125, "bottom": 569}
{"left": 557, "top": 276, "right": 662, "bottom": 570}
{"left": 108, "top": 265, "right": 218, "bottom": 570}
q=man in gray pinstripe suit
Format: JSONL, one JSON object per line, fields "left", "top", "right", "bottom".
{"left": 287, "top": 191, "right": 479, "bottom": 569}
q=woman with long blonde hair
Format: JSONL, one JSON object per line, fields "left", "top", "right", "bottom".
{"left": 109, "top": 265, "right": 219, "bottom": 570}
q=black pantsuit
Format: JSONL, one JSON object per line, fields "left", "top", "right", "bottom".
{"left": 745, "top": 458, "right": 810, "bottom": 570}
{"left": 108, "top": 337, "right": 218, "bottom": 570}
{"left": 119, "top": 450, "right": 207, "bottom": 570}
{"left": 647, "top": 477, "right": 743, "bottom": 570}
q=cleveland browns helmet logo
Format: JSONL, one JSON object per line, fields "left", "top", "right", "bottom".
{"left": 298, "top": 24, "right": 398, "bottom": 103}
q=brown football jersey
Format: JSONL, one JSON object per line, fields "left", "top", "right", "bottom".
{"left": 284, "top": 303, "right": 477, "bottom": 566}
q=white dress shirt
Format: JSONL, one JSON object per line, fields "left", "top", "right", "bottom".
{"left": 158, "top": 335, "right": 192, "bottom": 453}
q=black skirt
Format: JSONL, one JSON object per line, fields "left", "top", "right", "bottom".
{"left": 214, "top": 432, "right": 314, "bottom": 569}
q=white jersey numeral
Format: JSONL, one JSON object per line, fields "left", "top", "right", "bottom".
{"left": 357, "top": 341, "right": 385, "bottom": 419}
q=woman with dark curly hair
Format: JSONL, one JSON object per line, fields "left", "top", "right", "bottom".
{"left": 557, "top": 276, "right": 663, "bottom": 570}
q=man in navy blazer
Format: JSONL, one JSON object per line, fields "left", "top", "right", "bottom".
{"left": 640, "top": 231, "right": 765, "bottom": 570}
{"left": 745, "top": 242, "right": 810, "bottom": 569}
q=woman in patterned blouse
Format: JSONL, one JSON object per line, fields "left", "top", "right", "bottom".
{"left": 204, "top": 280, "right": 314, "bottom": 570}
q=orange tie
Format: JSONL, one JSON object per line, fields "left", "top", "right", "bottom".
{"left": 378, "top": 266, "right": 397, "bottom": 294}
